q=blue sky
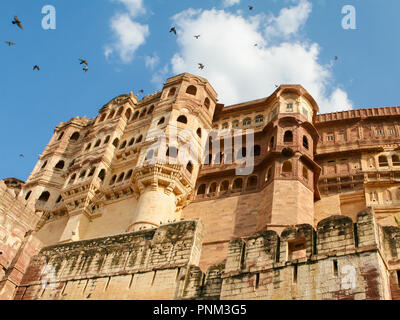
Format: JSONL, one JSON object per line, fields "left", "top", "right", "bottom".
{"left": 0, "top": 0, "right": 399, "bottom": 181}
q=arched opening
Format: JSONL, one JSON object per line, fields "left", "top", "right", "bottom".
{"left": 284, "top": 131, "right": 293, "bottom": 143}
{"left": 255, "top": 115, "right": 264, "bottom": 123}
{"left": 158, "top": 117, "right": 165, "bottom": 126}
{"left": 109, "top": 175, "right": 117, "bottom": 185}
{"left": 196, "top": 128, "right": 202, "bottom": 138}
{"left": 303, "top": 136, "right": 309, "bottom": 150}
{"left": 57, "top": 132, "right": 64, "bottom": 141}
{"left": 117, "top": 173, "right": 125, "bottom": 183}
{"left": 220, "top": 180, "right": 229, "bottom": 192}
{"left": 117, "top": 107, "right": 124, "bottom": 116}
{"left": 168, "top": 87, "right": 176, "bottom": 97}
{"left": 99, "top": 113, "right": 107, "bottom": 122}
{"left": 204, "top": 97, "right": 210, "bottom": 109}
{"left": 79, "top": 170, "right": 86, "bottom": 179}
{"left": 243, "top": 118, "right": 251, "bottom": 126}
{"left": 177, "top": 115, "right": 188, "bottom": 124}
{"left": 41, "top": 161, "right": 48, "bottom": 169}
{"left": 70, "top": 132, "right": 80, "bottom": 141}
{"left": 128, "top": 137, "right": 135, "bottom": 146}
{"left": 25, "top": 191, "right": 32, "bottom": 201}
{"left": 269, "top": 136, "right": 275, "bottom": 150}
{"left": 135, "top": 135, "right": 143, "bottom": 144}
{"left": 209, "top": 182, "right": 217, "bottom": 194}
{"left": 69, "top": 173, "right": 76, "bottom": 184}
{"left": 108, "top": 110, "right": 115, "bottom": 119}
{"left": 95, "top": 139, "right": 101, "bottom": 148}
{"left": 379, "top": 155, "right": 388, "bottom": 167}
{"left": 88, "top": 167, "right": 96, "bottom": 177}
{"left": 132, "top": 111, "right": 139, "bottom": 121}
{"left": 119, "top": 140, "right": 127, "bottom": 149}
{"left": 186, "top": 161, "right": 193, "bottom": 174}
{"left": 38, "top": 191, "right": 50, "bottom": 202}
{"left": 166, "top": 146, "right": 178, "bottom": 158}
{"left": 197, "top": 184, "right": 206, "bottom": 195}
{"left": 252, "top": 145, "right": 261, "bottom": 157}
{"left": 232, "top": 178, "right": 243, "bottom": 191}
{"left": 85, "top": 143, "right": 92, "bottom": 151}
{"left": 112, "top": 138, "right": 119, "bottom": 148}
{"left": 125, "top": 170, "right": 133, "bottom": 180}
{"left": 392, "top": 155, "right": 400, "bottom": 166}
{"left": 104, "top": 136, "right": 110, "bottom": 144}
{"left": 282, "top": 161, "right": 292, "bottom": 173}
{"left": 56, "top": 195, "right": 62, "bottom": 203}
{"left": 246, "top": 176, "right": 258, "bottom": 190}
{"left": 303, "top": 166, "right": 309, "bottom": 180}
{"left": 147, "top": 105, "right": 155, "bottom": 114}
{"left": 55, "top": 160, "right": 65, "bottom": 170}
{"left": 186, "top": 85, "right": 197, "bottom": 96}
{"left": 98, "top": 169, "right": 106, "bottom": 182}
{"left": 125, "top": 108, "right": 132, "bottom": 120}
{"left": 232, "top": 120, "right": 239, "bottom": 128}
{"left": 140, "top": 108, "right": 147, "bottom": 118}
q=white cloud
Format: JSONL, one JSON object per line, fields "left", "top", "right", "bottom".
{"left": 223, "top": 0, "right": 241, "bottom": 8}
{"left": 265, "top": 0, "right": 312, "bottom": 38}
{"left": 113, "top": 0, "right": 146, "bottom": 17}
{"left": 145, "top": 53, "right": 160, "bottom": 70}
{"left": 106, "top": 13, "right": 149, "bottom": 63}
{"left": 169, "top": 5, "right": 352, "bottom": 114}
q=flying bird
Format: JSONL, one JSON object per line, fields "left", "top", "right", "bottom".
{"left": 33, "top": 65, "right": 40, "bottom": 71}
{"left": 254, "top": 43, "right": 258, "bottom": 47}
{"left": 79, "top": 59, "right": 88, "bottom": 66}
{"left": 19, "top": 154, "right": 24, "bottom": 158}
{"left": 83, "top": 66, "right": 89, "bottom": 72}
{"left": 12, "top": 16, "right": 23, "bottom": 30}
{"left": 194, "top": 35, "right": 200, "bottom": 39}
{"left": 170, "top": 27, "right": 177, "bottom": 35}
{"left": 5, "top": 41, "right": 15, "bottom": 46}
{"left": 334, "top": 56, "right": 338, "bottom": 61}
{"left": 248, "top": 6, "right": 254, "bottom": 11}
{"left": 198, "top": 63, "right": 205, "bottom": 70}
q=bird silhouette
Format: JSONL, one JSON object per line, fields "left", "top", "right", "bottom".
{"left": 83, "top": 66, "right": 89, "bottom": 72}
{"left": 198, "top": 63, "right": 205, "bottom": 70}
{"left": 254, "top": 43, "right": 258, "bottom": 47}
{"left": 79, "top": 59, "right": 88, "bottom": 66}
{"left": 170, "top": 27, "right": 177, "bottom": 35}
{"left": 248, "top": 5, "right": 254, "bottom": 11}
{"left": 12, "top": 16, "right": 23, "bottom": 30}
{"left": 194, "top": 35, "right": 200, "bottom": 39}
{"left": 334, "top": 56, "right": 338, "bottom": 61}
{"left": 33, "top": 65, "right": 40, "bottom": 71}
{"left": 5, "top": 41, "right": 15, "bottom": 46}
{"left": 19, "top": 154, "right": 24, "bottom": 157}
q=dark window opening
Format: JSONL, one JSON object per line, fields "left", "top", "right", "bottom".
{"left": 25, "top": 191, "right": 32, "bottom": 201}
{"left": 284, "top": 131, "right": 293, "bottom": 143}
{"left": 55, "top": 160, "right": 65, "bottom": 170}
{"left": 70, "top": 132, "right": 80, "bottom": 141}
{"left": 38, "top": 191, "right": 50, "bottom": 202}
{"left": 333, "top": 260, "right": 338, "bottom": 277}
{"left": 303, "top": 136, "right": 309, "bottom": 150}
{"left": 186, "top": 85, "right": 197, "bottom": 96}
{"left": 177, "top": 115, "right": 188, "bottom": 124}
{"left": 197, "top": 184, "right": 206, "bottom": 195}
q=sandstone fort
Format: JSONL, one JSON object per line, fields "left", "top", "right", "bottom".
{"left": 0, "top": 73, "right": 399, "bottom": 300}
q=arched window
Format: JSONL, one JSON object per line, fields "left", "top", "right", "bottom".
{"left": 128, "top": 137, "right": 135, "bottom": 146}
{"left": 112, "top": 138, "right": 119, "bottom": 148}
{"left": 38, "top": 191, "right": 50, "bottom": 202}
{"left": 125, "top": 108, "right": 132, "bottom": 120}
{"left": 117, "top": 107, "right": 124, "bottom": 116}
{"left": 140, "top": 108, "right": 147, "bottom": 118}
{"left": 284, "top": 131, "right": 293, "bottom": 143}
{"left": 186, "top": 85, "right": 197, "bottom": 96}
{"left": 269, "top": 136, "right": 275, "bottom": 150}
{"left": 85, "top": 143, "right": 92, "bottom": 151}
{"left": 177, "top": 115, "right": 188, "bottom": 124}
{"left": 99, "top": 113, "right": 106, "bottom": 122}
{"left": 55, "top": 160, "right": 65, "bottom": 170}
{"left": 125, "top": 170, "right": 133, "bottom": 180}
{"left": 117, "top": 173, "right": 125, "bottom": 183}
{"left": 135, "top": 135, "right": 143, "bottom": 144}
{"left": 147, "top": 105, "right": 155, "bottom": 114}
{"left": 69, "top": 173, "right": 76, "bottom": 184}
{"left": 220, "top": 180, "right": 229, "bottom": 192}
{"left": 209, "top": 182, "right": 217, "bottom": 194}
{"left": 303, "top": 166, "right": 308, "bottom": 180}
{"left": 255, "top": 115, "right": 264, "bottom": 124}
{"left": 196, "top": 128, "right": 202, "bottom": 138}
{"left": 109, "top": 175, "right": 117, "bottom": 185}
{"left": 204, "top": 97, "right": 210, "bottom": 109}
{"left": 252, "top": 145, "right": 261, "bottom": 157}
{"left": 57, "top": 132, "right": 64, "bottom": 141}
{"left": 79, "top": 170, "right": 86, "bottom": 179}
{"left": 95, "top": 139, "right": 101, "bottom": 148}
{"left": 166, "top": 146, "right": 178, "bottom": 158}
{"left": 70, "top": 132, "right": 80, "bottom": 141}
{"left": 168, "top": 87, "right": 176, "bottom": 97}
{"left": 104, "top": 136, "right": 110, "bottom": 144}
{"left": 243, "top": 118, "right": 251, "bottom": 126}
{"left": 379, "top": 155, "right": 388, "bottom": 167}
{"left": 119, "top": 140, "right": 127, "bottom": 149}
{"left": 158, "top": 117, "right": 165, "bottom": 126}
{"left": 98, "top": 169, "right": 106, "bottom": 182}
{"left": 88, "top": 167, "right": 96, "bottom": 177}
{"left": 108, "top": 110, "right": 115, "bottom": 119}
{"left": 186, "top": 161, "right": 193, "bottom": 174}
{"left": 197, "top": 184, "right": 206, "bottom": 195}
{"left": 246, "top": 176, "right": 258, "bottom": 190}
{"left": 232, "top": 178, "right": 243, "bottom": 191}
{"left": 303, "top": 136, "right": 309, "bottom": 150}
{"left": 132, "top": 111, "right": 139, "bottom": 121}
{"left": 282, "top": 161, "right": 292, "bottom": 173}
{"left": 392, "top": 155, "right": 400, "bottom": 166}
{"left": 232, "top": 120, "right": 239, "bottom": 128}
{"left": 25, "top": 191, "right": 32, "bottom": 201}
{"left": 56, "top": 195, "right": 62, "bottom": 203}
{"left": 41, "top": 161, "right": 48, "bottom": 169}
{"left": 265, "top": 166, "right": 272, "bottom": 181}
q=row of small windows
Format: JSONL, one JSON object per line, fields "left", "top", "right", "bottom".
{"left": 56, "top": 131, "right": 80, "bottom": 142}
{"left": 109, "top": 170, "right": 133, "bottom": 185}
{"left": 167, "top": 86, "right": 211, "bottom": 109}
{"left": 376, "top": 155, "right": 400, "bottom": 167}
{"left": 98, "top": 107, "right": 134, "bottom": 123}
{"left": 68, "top": 168, "right": 106, "bottom": 185}
{"left": 196, "top": 175, "right": 259, "bottom": 195}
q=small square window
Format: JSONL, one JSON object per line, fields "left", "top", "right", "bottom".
{"left": 286, "top": 103, "right": 293, "bottom": 112}
{"left": 376, "top": 129, "right": 383, "bottom": 136}
{"left": 327, "top": 135, "right": 334, "bottom": 141}
{"left": 389, "top": 129, "right": 395, "bottom": 136}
